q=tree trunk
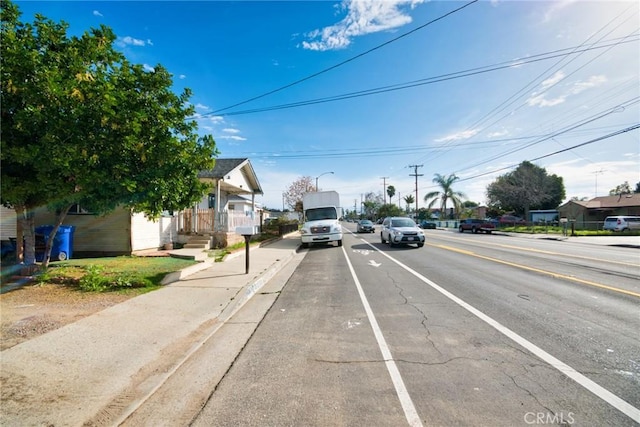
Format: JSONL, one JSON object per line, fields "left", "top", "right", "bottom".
{"left": 41, "top": 205, "right": 71, "bottom": 269}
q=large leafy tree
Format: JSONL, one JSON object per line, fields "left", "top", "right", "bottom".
{"left": 486, "top": 161, "right": 565, "bottom": 219}
{"left": 284, "top": 176, "right": 315, "bottom": 212}
{"left": 1, "top": 0, "right": 218, "bottom": 267}
{"left": 423, "top": 173, "right": 467, "bottom": 219}
{"left": 609, "top": 181, "right": 632, "bottom": 195}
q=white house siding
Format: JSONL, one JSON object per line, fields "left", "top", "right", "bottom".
{"left": 131, "top": 213, "right": 176, "bottom": 251}
{"left": 35, "top": 207, "right": 131, "bottom": 255}
{"left": 1, "top": 206, "right": 17, "bottom": 240}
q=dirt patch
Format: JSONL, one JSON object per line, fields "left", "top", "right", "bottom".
{"left": 1, "top": 283, "right": 136, "bottom": 351}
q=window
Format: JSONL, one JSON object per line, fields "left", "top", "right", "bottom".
{"left": 208, "top": 194, "right": 216, "bottom": 209}
{"left": 67, "top": 204, "right": 93, "bottom": 215}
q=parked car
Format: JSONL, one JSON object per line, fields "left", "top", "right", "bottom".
{"left": 498, "top": 215, "right": 526, "bottom": 225}
{"left": 418, "top": 220, "right": 436, "bottom": 229}
{"left": 380, "top": 217, "right": 425, "bottom": 247}
{"left": 357, "top": 219, "right": 375, "bottom": 233}
{"left": 459, "top": 219, "right": 495, "bottom": 234}
{"left": 603, "top": 215, "right": 640, "bottom": 232}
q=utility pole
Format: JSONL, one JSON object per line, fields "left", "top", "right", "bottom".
{"left": 408, "top": 165, "right": 423, "bottom": 214}
{"left": 381, "top": 177, "right": 389, "bottom": 204}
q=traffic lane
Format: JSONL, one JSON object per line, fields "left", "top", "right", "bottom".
{"left": 193, "top": 242, "right": 409, "bottom": 427}
{"left": 346, "top": 234, "right": 639, "bottom": 424}
{"left": 422, "top": 231, "right": 640, "bottom": 296}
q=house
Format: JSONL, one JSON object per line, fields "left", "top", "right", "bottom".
{"left": 26, "top": 158, "right": 263, "bottom": 257}
{"left": 558, "top": 193, "right": 640, "bottom": 230}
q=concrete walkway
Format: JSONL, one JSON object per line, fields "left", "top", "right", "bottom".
{"left": 0, "top": 233, "right": 302, "bottom": 427}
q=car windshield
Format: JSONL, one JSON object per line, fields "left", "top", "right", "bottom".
{"left": 360, "top": 220, "right": 373, "bottom": 225}
{"left": 306, "top": 207, "right": 337, "bottom": 221}
{"left": 391, "top": 219, "right": 415, "bottom": 228}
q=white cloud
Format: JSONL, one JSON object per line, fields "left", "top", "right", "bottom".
{"left": 527, "top": 93, "right": 566, "bottom": 107}
{"left": 118, "top": 36, "right": 146, "bottom": 47}
{"left": 542, "top": 0, "right": 578, "bottom": 24}
{"left": 570, "top": 75, "right": 607, "bottom": 95}
{"left": 487, "top": 130, "right": 509, "bottom": 138}
{"left": 526, "top": 72, "right": 606, "bottom": 108}
{"left": 545, "top": 158, "right": 640, "bottom": 200}
{"left": 301, "top": 0, "right": 425, "bottom": 51}
{"left": 195, "top": 103, "right": 211, "bottom": 111}
{"left": 541, "top": 71, "right": 565, "bottom": 89}
{"left": 223, "top": 128, "right": 240, "bottom": 134}
{"left": 143, "top": 64, "right": 154, "bottom": 72}
{"left": 219, "top": 135, "right": 247, "bottom": 141}
{"left": 179, "top": 74, "right": 186, "bottom": 80}
{"left": 434, "top": 129, "right": 480, "bottom": 143}
{"left": 93, "top": 10, "right": 103, "bottom": 17}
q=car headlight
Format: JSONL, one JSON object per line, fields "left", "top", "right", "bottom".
{"left": 300, "top": 228, "right": 309, "bottom": 235}
{"left": 392, "top": 230, "right": 403, "bottom": 236}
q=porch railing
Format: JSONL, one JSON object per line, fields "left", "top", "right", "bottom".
{"left": 179, "top": 209, "right": 258, "bottom": 234}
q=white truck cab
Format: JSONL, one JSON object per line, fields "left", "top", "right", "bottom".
{"left": 300, "top": 191, "right": 343, "bottom": 248}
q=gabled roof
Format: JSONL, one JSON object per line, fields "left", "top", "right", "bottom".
{"left": 198, "top": 158, "right": 263, "bottom": 195}
{"left": 199, "top": 158, "right": 247, "bottom": 179}
{"left": 586, "top": 193, "right": 640, "bottom": 208}
{"left": 559, "top": 194, "right": 640, "bottom": 210}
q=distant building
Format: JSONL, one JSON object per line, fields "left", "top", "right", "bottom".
{"left": 558, "top": 193, "right": 640, "bottom": 230}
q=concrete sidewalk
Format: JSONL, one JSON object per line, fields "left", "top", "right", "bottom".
{"left": 0, "top": 233, "right": 303, "bottom": 427}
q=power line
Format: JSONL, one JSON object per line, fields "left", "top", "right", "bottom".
{"left": 202, "top": 36, "right": 637, "bottom": 118}
{"left": 212, "top": 0, "right": 479, "bottom": 115}
{"left": 454, "top": 124, "right": 640, "bottom": 184}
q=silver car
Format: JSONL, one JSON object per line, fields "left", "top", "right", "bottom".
{"left": 380, "top": 217, "right": 425, "bottom": 247}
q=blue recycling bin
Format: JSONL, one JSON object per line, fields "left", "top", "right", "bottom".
{"left": 35, "top": 225, "right": 76, "bottom": 261}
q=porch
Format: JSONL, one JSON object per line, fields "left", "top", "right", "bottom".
{"left": 177, "top": 209, "right": 260, "bottom": 248}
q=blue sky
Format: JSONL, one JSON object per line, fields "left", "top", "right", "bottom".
{"left": 16, "top": 0, "right": 640, "bottom": 212}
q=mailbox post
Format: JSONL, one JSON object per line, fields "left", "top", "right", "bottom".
{"left": 235, "top": 226, "right": 259, "bottom": 274}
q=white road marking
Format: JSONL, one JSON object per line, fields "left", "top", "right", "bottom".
{"left": 359, "top": 240, "right": 640, "bottom": 423}
{"left": 341, "top": 246, "right": 423, "bottom": 427}
{"left": 368, "top": 260, "right": 382, "bottom": 267}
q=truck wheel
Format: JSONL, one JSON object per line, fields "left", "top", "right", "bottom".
{"left": 485, "top": 230, "right": 492, "bottom": 234}
{"left": 337, "top": 240, "right": 343, "bottom": 247}
{"left": 417, "top": 243, "right": 424, "bottom": 248}
{"left": 458, "top": 226, "right": 464, "bottom": 233}
{"left": 301, "top": 242, "right": 308, "bottom": 249}
{"left": 472, "top": 227, "right": 478, "bottom": 234}
{"left": 380, "top": 233, "right": 386, "bottom": 244}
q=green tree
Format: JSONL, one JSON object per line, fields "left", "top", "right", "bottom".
{"left": 609, "top": 181, "right": 632, "bottom": 195}
{"left": 403, "top": 194, "right": 415, "bottom": 213}
{"left": 377, "top": 203, "right": 403, "bottom": 219}
{"left": 486, "top": 161, "right": 565, "bottom": 220}
{"left": 284, "top": 176, "right": 315, "bottom": 212}
{"left": 386, "top": 185, "right": 396, "bottom": 205}
{"left": 423, "top": 173, "right": 467, "bottom": 219}
{"left": 1, "top": 0, "right": 218, "bottom": 267}
{"left": 361, "top": 191, "right": 382, "bottom": 219}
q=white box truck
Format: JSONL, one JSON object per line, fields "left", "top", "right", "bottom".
{"left": 300, "top": 191, "right": 343, "bottom": 248}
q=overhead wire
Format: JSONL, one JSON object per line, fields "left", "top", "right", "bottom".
{"left": 196, "top": 37, "right": 637, "bottom": 118}
{"left": 211, "top": 0, "right": 479, "bottom": 115}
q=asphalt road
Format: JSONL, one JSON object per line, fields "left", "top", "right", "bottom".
{"left": 191, "top": 225, "right": 639, "bottom": 426}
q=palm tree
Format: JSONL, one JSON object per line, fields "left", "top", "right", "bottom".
{"left": 403, "top": 194, "right": 415, "bottom": 213}
{"left": 424, "top": 173, "right": 467, "bottom": 219}
{"left": 386, "top": 185, "right": 396, "bottom": 205}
